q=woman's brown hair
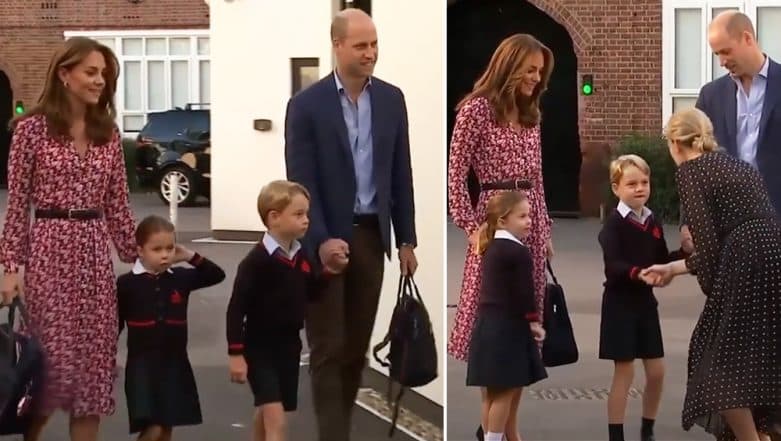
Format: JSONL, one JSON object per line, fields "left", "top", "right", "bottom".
{"left": 476, "top": 189, "right": 530, "bottom": 254}
{"left": 457, "top": 33, "right": 554, "bottom": 127}
{"left": 13, "top": 36, "right": 119, "bottom": 145}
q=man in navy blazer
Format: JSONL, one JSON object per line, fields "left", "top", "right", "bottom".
{"left": 680, "top": 11, "right": 781, "bottom": 250}
{"left": 284, "top": 8, "right": 418, "bottom": 441}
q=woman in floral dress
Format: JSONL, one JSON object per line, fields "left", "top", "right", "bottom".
{"left": 447, "top": 34, "right": 555, "bottom": 440}
{"left": 0, "top": 37, "right": 137, "bottom": 441}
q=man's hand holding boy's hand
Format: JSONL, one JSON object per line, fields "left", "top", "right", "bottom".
{"left": 323, "top": 249, "right": 349, "bottom": 274}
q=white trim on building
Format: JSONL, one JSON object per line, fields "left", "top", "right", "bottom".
{"left": 63, "top": 30, "right": 210, "bottom": 134}
{"left": 662, "top": 0, "right": 781, "bottom": 124}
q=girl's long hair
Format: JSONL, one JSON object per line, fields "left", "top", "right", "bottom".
{"left": 476, "top": 189, "right": 530, "bottom": 254}
{"left": 457, "top": 33, "right": 554, "bottom": 127}
{"left": 12, "top": 36, "right": 119, "bottom": 145}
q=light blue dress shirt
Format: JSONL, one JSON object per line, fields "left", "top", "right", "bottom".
{"left": 334, "top": 72, "right": 376, "bottom": 214}
{"left": 733, "top": 56, "right": 769, "bottom": 167}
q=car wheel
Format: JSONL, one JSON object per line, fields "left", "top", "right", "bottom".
{"left": 158, "top": 165, "right": 198, "bottom": 206}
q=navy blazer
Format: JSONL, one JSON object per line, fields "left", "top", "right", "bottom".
{"left": 284, "top": 72, "right": 417, "bottom": 259}
{"left": 695, "top": 57, "right": 781, "bottom": 213}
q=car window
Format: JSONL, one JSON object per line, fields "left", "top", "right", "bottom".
{"left": 141, "top": 110, "right": 209, "bottom": 143}
{"left": 190, "top": 111, "right": 210, "bottom": 134}
{"left": 140, "top": 113, "right": 171, "bottom": 139}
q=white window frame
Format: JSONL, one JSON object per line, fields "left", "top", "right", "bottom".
{"left": 62, "top": 29, "right": 210, "bottom": 134}
{"left": 661, "top": 0, "right": 780, "bottom": 125}
{"left": 749, "top": 0, "right": 781, "bottom": 58}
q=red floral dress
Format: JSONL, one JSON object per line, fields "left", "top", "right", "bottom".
{"left": 447, "top": 97, "right": 552, "bottom": 362}
{"left": 0, "top": 115, "right": 137, "bottom": 417}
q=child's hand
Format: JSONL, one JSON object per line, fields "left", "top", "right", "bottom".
{"left": 530, "top": 322, "right": 546, "bottom": 342}
{"left": 324, "top": 250, "right": 349, "bottom": 274}
{"left": 641, "top": 264, "right": 674, "bottom": 287}
{"left": 174, "top": 244, "right": 195, "bottom": 263}
{"left": 639, "top": 271, "right": 660, "bottom": 286}
{"left": 229, "top": 355, "right": 248, "bottom": 384}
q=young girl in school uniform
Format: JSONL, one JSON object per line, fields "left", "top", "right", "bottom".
{"left": 466, "top": 189, "right": 547, "bottom": 441}
{"left": 117, "top": 215, "right": 226, "bottom": 441}
{"left": 598, "top": 155, "right": 688, "bottom": 441}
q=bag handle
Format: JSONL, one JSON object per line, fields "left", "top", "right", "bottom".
{"left": 372, "top": 276, "right": 407, "bottom": 368}
{"left": 401, "top": 275, "right": 426, "bottom": 307}
{"left": 372, "top": 275, "right": 426, "bottom": 368}
{"left": 546, "top": 259, "right": 559, "bottom": 285}
{"left": 0, "top": 297, "right": 29, "bottom": 366}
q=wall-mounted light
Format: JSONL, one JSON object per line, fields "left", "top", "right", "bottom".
{"left": 253, "top": 119, "right": 272, "bottom": 132}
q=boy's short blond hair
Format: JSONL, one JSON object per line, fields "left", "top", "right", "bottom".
{"left": 609, "top": 154, "right": 651, "bottom": 185}
{"left": 257, "top": 180, "right": 310, "bottom": 226}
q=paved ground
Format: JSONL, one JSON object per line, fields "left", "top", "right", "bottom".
{"left": 446, "top": 220, "right": 713, "bottom": 441}
{"left": 0, "top": 192, "right": 414, "bottom": 441}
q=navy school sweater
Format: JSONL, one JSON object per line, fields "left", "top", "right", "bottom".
{"left": 598, "top": 209, "right": 688, "bottom": 302}
{"left": 117, "top": 253, "right": 226, "bottom": 355}
{"left": 225, "top": 233, "right": 329, "bottom": 356}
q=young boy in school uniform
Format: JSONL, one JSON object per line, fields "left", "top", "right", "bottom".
{"left": 598, "top": 154, "right": 689, "bottom": 441}
{"left": 226, "top": 180, "right": 347, "bottom": 441}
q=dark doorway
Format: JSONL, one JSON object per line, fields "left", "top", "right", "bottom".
{"left": 447, "top": 0, "right": 582, "bottom": 216}
{"left": 0, "top": 70, "right": 12, "bottom": 188}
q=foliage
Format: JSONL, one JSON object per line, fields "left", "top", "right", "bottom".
{"left": 605, "top": 133, "right": 680, "bottom": 223}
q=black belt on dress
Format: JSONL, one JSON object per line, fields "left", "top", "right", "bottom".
{"left": 35, "top": 208, "right": 103, "bottom": 220}
{"left": 480, "top": 179, "right": 533, "bottom": 191}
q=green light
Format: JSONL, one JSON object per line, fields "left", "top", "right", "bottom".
{"left": 14, "top": 101, "right": 24, "bottom": 115}
{"left": 581, "top": 74, "right": 594, "bottom": 96}
{"left": 582, "top": 84, "right": 593, "bottom": 95}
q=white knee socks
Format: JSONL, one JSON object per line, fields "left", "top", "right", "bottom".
{"left": 486, "top": 432, "right": 503, "bottom": 441}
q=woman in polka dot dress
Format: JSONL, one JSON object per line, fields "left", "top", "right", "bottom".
{"left": 645, "top": 108, "right": 781, "bottom": 441}
{"left": 0, "top": 38, "right": 137, "bottom": 441}
{"left": 447, "top": 34, "right": 555, "bottom": 439}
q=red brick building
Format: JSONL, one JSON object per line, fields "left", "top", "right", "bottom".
{"left": 0, "top": 0, "right": 210, "bottom": 184}
{"left": 447, "top": 0, "right": 781, "bottom": 216}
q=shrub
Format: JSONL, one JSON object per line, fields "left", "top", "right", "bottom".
{"left": 605, "top": 133, "right": 680, "bottom": 224}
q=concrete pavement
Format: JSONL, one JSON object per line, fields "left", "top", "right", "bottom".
{"left": 446, "top": 220, "right": 712, "bottom": 441}
{"left": 0, "top": 192, "right": 417, "bottom": 441}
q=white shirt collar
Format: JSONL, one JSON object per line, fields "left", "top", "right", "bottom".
{"left": 617, "top": 200, "right": 652, "bottom": 223}
{"left": 759, "top": 55, "right": 770, "bottom": 78}
{"left": 494, "top": 229, "right": 525, "bottom": 246}
{"left": 132, "top": 258, "right": 173, "bottom": 275}
{"left": 262, "top": 233, "right": 302, "bottom": 259}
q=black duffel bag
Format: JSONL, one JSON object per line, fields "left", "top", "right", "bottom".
{"left": 372, "top": 275, "right": 438, "bottom": 436}
{"left": 0, "top": 297, "right": 45, "bottom": 435}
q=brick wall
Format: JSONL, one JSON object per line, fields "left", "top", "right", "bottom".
{"left": 530, "top": 0, "right": 663, "bottom": 146}
{"left": 0, "top": 0, "right": 209, "bottom": 110}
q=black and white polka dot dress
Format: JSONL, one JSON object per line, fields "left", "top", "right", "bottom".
{"left": 677, "top": 152, "right": 781, "bottom": 440}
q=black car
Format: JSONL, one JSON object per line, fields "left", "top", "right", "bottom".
{"left": 135, "top": 104, "right": 210, "bottom": 206}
